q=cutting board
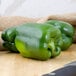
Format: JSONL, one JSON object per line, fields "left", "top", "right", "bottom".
{"left": 0, "top": 44, "right": 76, "bottom": 76}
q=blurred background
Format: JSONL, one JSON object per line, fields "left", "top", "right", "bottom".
{"left": 0, "top": 0, "right": 76, "bottom": 18}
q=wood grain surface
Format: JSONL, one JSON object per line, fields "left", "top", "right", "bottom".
{"left": 0, "top": 44, "right": 76, "bottom": 76}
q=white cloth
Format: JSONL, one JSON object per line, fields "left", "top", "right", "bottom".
{"left": 0, "top": 0, "right": 76, "bottom": 18}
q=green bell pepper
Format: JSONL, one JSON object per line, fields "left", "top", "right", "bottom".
{"left": 2, "top": 23, "right": 62, "bottom": 60}
{"left": 2, "top": 27, "right": 18, "bottom": 52}
{"left": 45, "top": 20, "right": 74, "bottom": 50}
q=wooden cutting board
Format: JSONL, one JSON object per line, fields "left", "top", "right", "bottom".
{"left": 0, "top": 44, "right": 76, "bottom": 76}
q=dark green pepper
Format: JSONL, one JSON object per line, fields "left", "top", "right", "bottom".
{"left": 45, "top": 20, "right": 74, "bottom": 50}
{"left": 2, "top": 23, "right": 62, "bottom": 60}
{"left": 2, "top": 27, "right": 18, "bottom": 52}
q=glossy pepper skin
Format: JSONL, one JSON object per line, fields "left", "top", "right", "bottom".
{"left": 2, "top": 23, "right": 62, "bottom": 60}
{"left": 45, "top": 20, "right": 74, "bottom": 50}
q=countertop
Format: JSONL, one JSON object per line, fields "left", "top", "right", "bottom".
{"left": 0, "top": 44, "right": 76, "bottom": 76}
